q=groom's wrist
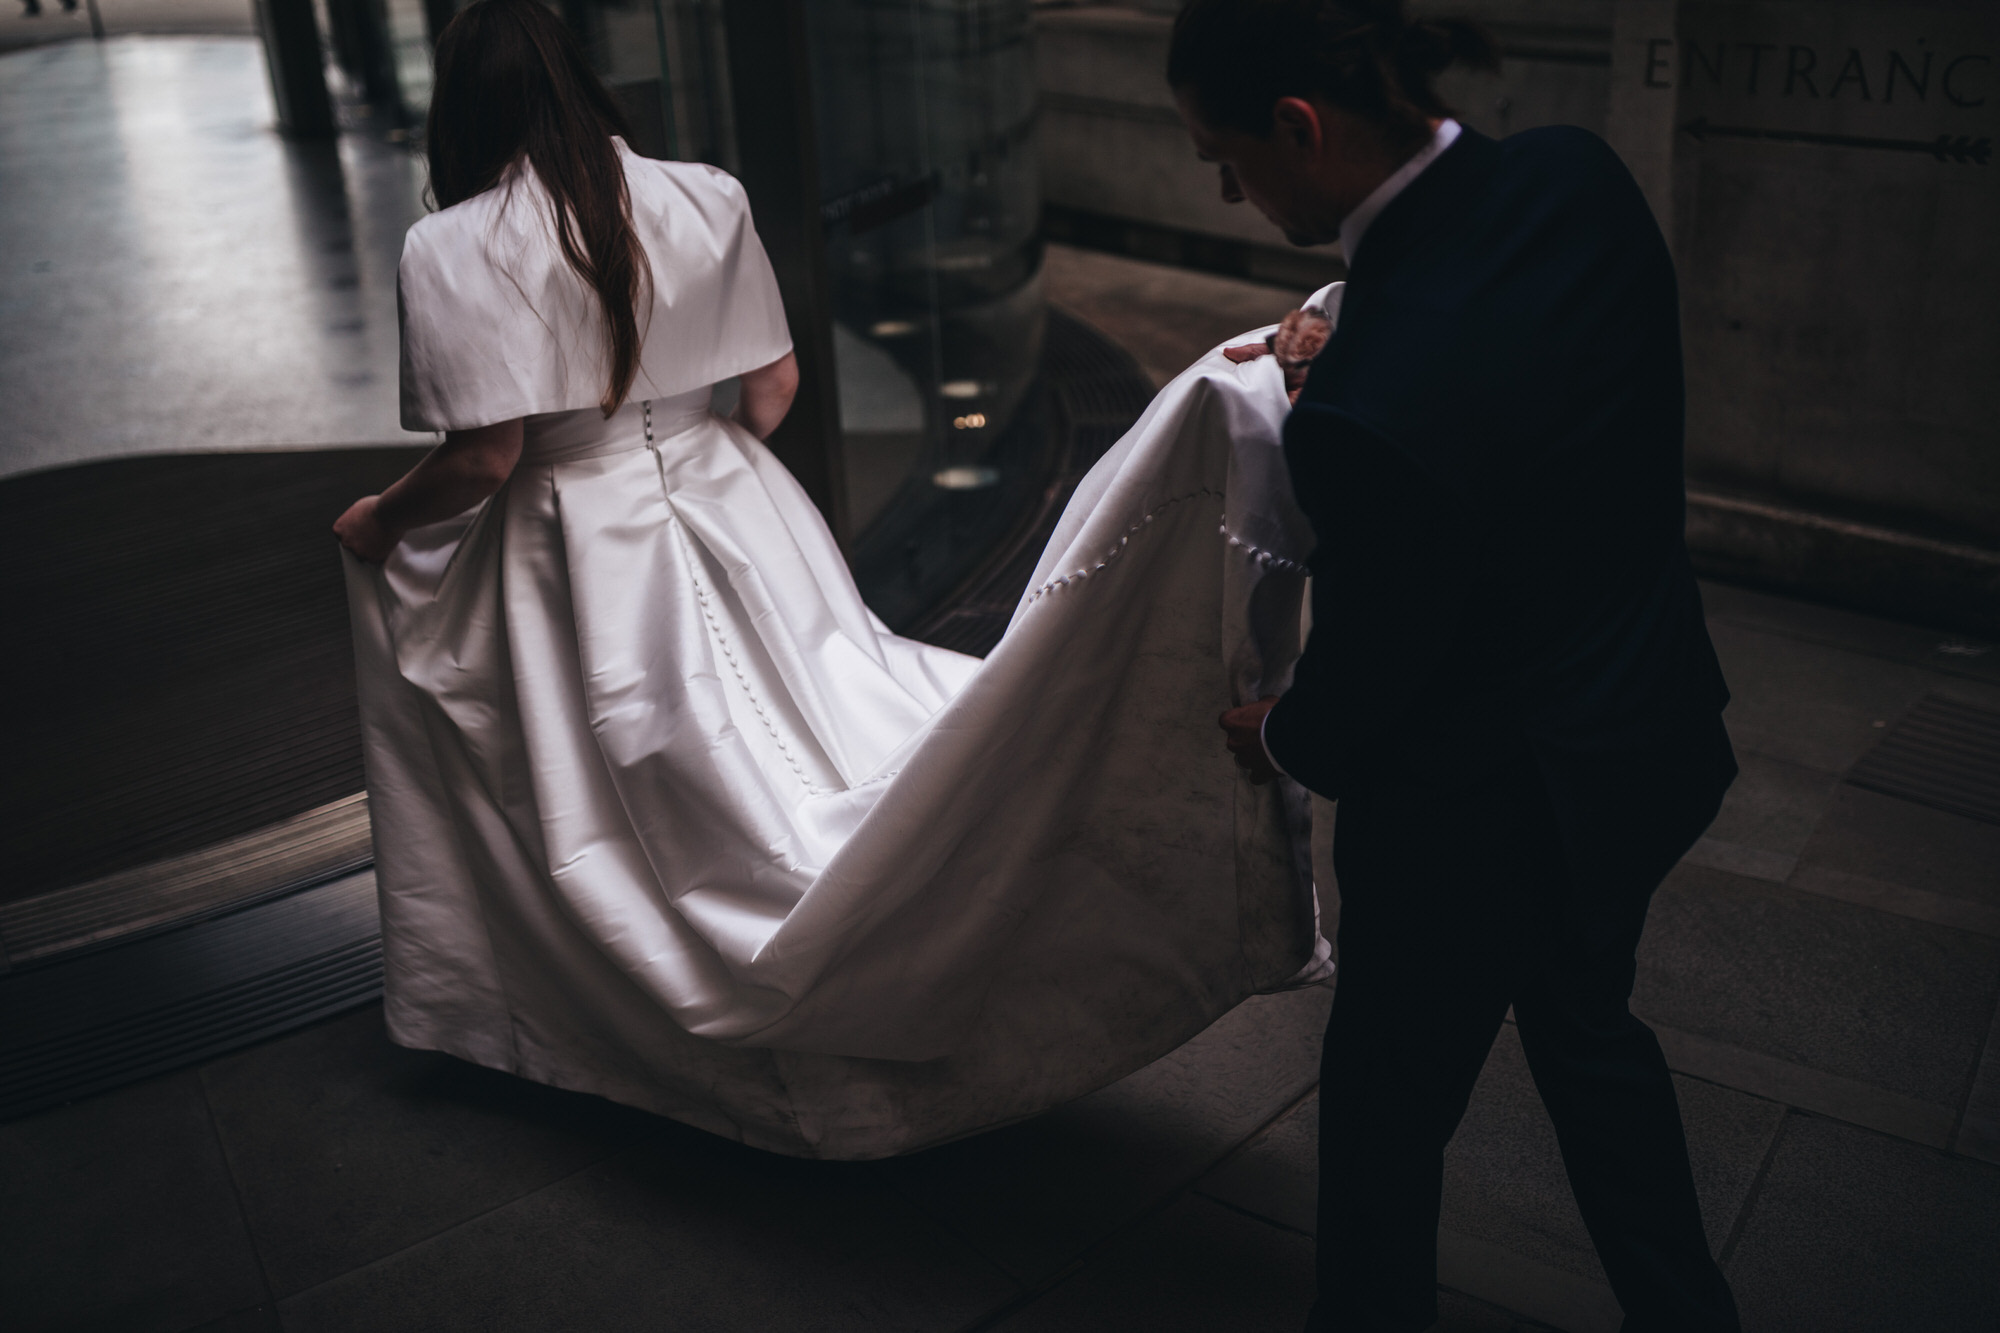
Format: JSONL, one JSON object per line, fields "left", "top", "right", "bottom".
{"left": 1259, "top": 709, "right": 1291, "bottom": 781}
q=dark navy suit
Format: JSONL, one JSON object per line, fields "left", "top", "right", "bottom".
{"left": 1266, "top": 126, "right": 1742, "bottom": 1333}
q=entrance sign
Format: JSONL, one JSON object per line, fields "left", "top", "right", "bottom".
{"left": 1600, "top": 2, "right": 1999, "bottom": 630}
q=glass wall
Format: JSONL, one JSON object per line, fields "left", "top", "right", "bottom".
{"left": 802, "top": 0, "right": 1045, "bottom": 625}
{"left": 325, "top": 0, "right": 1048, "bottom": 628}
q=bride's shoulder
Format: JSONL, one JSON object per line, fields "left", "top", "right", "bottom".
{"left": 401, "top": 171, "right": 541, "bottom": 269}
{"left": 618, "top": 147, "right": 751, "bottom": 217}
{"left": 612, "top": 152, "right": 760, "bottom": 260}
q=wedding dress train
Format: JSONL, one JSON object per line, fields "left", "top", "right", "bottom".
{"left": 346, "top": 142, "right": 1334, "bottom": 1157}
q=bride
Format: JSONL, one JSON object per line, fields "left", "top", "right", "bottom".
{"left": 336, "top": 0, "right": 1330, "bottom": 1159}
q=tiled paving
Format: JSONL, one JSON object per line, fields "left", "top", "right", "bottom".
{"left": 6, "top": 31, "right": 2000, "bottom": 1333}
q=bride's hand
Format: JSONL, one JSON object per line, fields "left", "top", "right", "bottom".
{"left": 334, "top": 495, "right": 402, "bottom": 563}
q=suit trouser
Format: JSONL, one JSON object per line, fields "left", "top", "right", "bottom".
{"left": 1303, "top": 756, "right": 1741, "bottom": 1333}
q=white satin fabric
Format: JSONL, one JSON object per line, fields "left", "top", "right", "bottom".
{"left": 397, "top": 141, "right": 791, "bottom": 431}
{"left": 352, "top": 147, "right": 1339, "bottom": 1156}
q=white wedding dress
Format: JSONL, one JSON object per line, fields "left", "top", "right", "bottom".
{"left": 346, "top": 141, "right": 1334, "bottom": 1158}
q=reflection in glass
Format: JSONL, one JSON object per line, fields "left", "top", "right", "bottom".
{"left": 806, "top": 0, "right": 1045, "bottom": 625}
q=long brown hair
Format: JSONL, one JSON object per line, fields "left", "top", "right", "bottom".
{"left": 1168, "top": 0, "right": 1498, "bottom": 153}
{"left": 427, "top": 0, "right": 649, "bottom": 416}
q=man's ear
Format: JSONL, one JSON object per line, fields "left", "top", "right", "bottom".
{"left": 1269, "top": 96, "right": 1323, "bottom": 153}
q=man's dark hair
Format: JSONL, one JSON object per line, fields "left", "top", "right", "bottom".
{"left": 1167, "top": 0, "right": 1499, "bottom": 150}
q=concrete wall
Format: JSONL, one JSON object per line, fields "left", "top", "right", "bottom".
{"left": 1646, "top": 4, "right": 1997, "bottom": 541}
{"left": 1039, "top": 6, "right": 1279, "bottom": 248}
{"left": 1036, "top": 1, "right": 2000, "bottom": 631}
{"left": 1037, "top": 3, "right": 1621, "bottom": 264}
{"left": 1609, "top": 0, "right": 1999, "bottom": 627}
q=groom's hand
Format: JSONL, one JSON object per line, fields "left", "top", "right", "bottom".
{"left": 1220, "top": 696, "right": 1281, "bottom": 785}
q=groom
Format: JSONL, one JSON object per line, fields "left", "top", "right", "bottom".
{"left": 1174, "top": 2, "right": 1742, "bottom": 1330}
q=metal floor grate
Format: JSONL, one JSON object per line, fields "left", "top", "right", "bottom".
{"left": 1847, "top": 694, "right": 2000, "bottom": 825}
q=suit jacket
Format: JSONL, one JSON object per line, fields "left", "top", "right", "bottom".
{"left": 1264, "top": 126, "right": 1734, "bottom": 906}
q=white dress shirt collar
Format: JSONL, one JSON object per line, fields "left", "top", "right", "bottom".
{"left": 1337, "top": 118, "right": 1462, "bottom": 268}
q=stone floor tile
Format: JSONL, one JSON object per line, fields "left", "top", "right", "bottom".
{"left": 1726, "top": 1114, "right": 2000, "bottom": 1332}
{"left": 1636, "top": 863, "right": 2000, "bottom": 1108}
{"left": 1930, "top": 673, "right": 2000, "bottom": 714}
{"left": 1428, "top": 1288, "right": 1570, "bottom": 1332}
{"left": 1634, "top": 1063, "right": 1790, "bottom": 1269}
{"left": 1655, "top": 1023, "right": 1955, "bottom": 1147}
{"left": 1708, "top": 621, "right": 1934, "bottom": 775}
{"left": 183, "top": 1305, "right": 282, "bottom": 1332}
{"left": 875, "top": 986, "right": 1332, "bottom": 1284}
{"left": 994, "top": 1195, "right": 1566, "bottom": 1333}
{"left": 992, "top": 1194, "right": 1318, "bottom": 1333}
{"left": 1793, "top": 785, "right": 2000, "bottom": 909}
{"left": 1699, "top": 747, "right": 1844, "bottom": 867}
{"left": 1958, "top": 998, "right": 2000, "bottom": 1164}
{"left": 1436, "top": 1031, "right": 1599, "bottom": 1284}
{"left": 1205, "top": 1093, "right": 1630, "bottom": 1332}
{"left": 1444, "top": 1027, "right": 1780, "bottom": 1286}
{"left": 0, "top": 1070, "right": 268, "bottom": 1333}
{"left": 1698, "top": 582, "right": 2000, "bottom": 690}
{"left": 1201, "top": 1024, "right": 1785, "bottom": 1287}
{"left": 199, "top": 1005, "right": 652, "bottom": 1298}
{"left": 1437, "top": 1228, "right": 1621, "bottom": 1333}
{"left": 1682, "top": 1073, "right": 1792, "bottom": 1260}
{"left": 1195, "top": 1086, "right": 1318, "bottom": 1234}
{"left": 279, "top": 1124, "right": 1016, "bottom": 1333}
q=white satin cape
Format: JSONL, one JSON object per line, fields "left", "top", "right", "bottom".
{"left": 397, "top": 141, "right": 792, "bottom": 430}
{"left": 349, "top": 146, "right": 1338, "bottom": 1158}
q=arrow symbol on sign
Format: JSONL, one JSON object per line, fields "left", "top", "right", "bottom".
{"left": 1680, "top": 117, "right": 1991, "bottom": 166}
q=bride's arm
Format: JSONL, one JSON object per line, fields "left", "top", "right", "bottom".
{"left": 334, "top": 418, "right": 525, "bottom": 562}
{"left": 731, "top": 352, "right": 799, "bottom": 440}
